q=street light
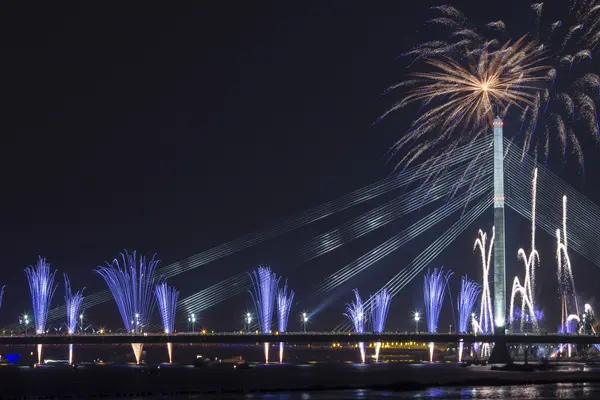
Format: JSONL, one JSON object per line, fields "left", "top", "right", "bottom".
{"left": 414, "top": 312, "right": 420, "bottom": 333}
{"left": 243, "top": 312, "right": 253, "bottom": 332}
{"left": 79, "top": 313, "right": 84, "bottom": 332}
{"left": 188, "top": 314, "right": 196, "bottom": 333}
{"left": 20, "top": 314, "right": 30, "bottom": 335}
{"left": 135, "top": 313, "right": 140, "bottom": 334}
{"left": 301, "top": 312, "right": 309, "bottom": 333}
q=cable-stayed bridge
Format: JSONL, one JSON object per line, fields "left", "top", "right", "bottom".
{"left": 7, "top": 138, "right": 600, "bottom": 332}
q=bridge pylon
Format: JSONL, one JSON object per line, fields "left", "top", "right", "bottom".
{"left": 489, "top": 116, "right": 511, "bottom": 364}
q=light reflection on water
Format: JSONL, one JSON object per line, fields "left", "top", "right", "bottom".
{"left": 227, "top": 383, "right": 600, "bottom": 399}
{"left": 406, "top": 383, "right": 600, "bottom": 399}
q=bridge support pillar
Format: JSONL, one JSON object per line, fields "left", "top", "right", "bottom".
{"left": 489, "top": 116, "right": 511, "bottom": 365}
{"left": 492, "top": 116, "right": 506, "bottom": 334}
{"left": 488, "top": 334, "right": 512, "bottom": 364}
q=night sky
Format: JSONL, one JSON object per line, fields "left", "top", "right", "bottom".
{"left": 1, "top": 1, "right": 599, "bottom": 332}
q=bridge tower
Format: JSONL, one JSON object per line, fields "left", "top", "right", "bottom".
{"left": 492, "top": 116, "right": 506, "bottom": 333}
{"left": 489, "top": 116, "right": 511, "bottom": 364}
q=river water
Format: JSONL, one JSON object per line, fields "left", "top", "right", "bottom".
{"left": 203, "top": 383, "right": 600, "bottom": 399}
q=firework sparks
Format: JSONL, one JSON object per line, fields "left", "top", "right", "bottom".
{"left": 276, "top": 280, "right": 294, "bottom": 363}
{"left": 0, "top": 285, "right": 5, "bottom": 311}
{"left": 458, "top": 276, "right": 480, "bottom": 333}
{"left": 249, "top": 266, "right": 279, "bottom": 334}
{"left": 25, "top": 257, "right": 58, "bottom": 336}
{"left": 384, "top": 2, "right": 600, "bottom": 172}
{"left": 510, "top": 168, "right": 540, "bottom": 332}
{"left": 155, "top": 282, "right": 179, "bottom": 335}
{"left": 154, "top": 281, "right": 179, "bottom": 363}
{"left": 25, "top": 257, "right": 58, "bottom": 365}
{"left": 424, "top": 268, "right": 453, "bottom": 334}
{"left": 64, "top": 274, "right": 84, "bottom": 365}
{"left": 474, "top": 229, "right": 494, "bottom": 334}
{"left": 457, "top": 275, "right": 480, "bottom": 363}
{"left": 249, "top": 266, "right": 279, "bottom": 363}
{"left": 64, "top": 274, "right": 85, "bottom": 335}
{"left": 384, "top": 36, "right": 548, "bottom": 170}
{"left": 96, "top": 251, "right": 159, "bottom": 364}
{"left": 556, "top": 196, "right": 579, "bottom": 335}
{"left": 277, "top": 280, "right": 294, "bottom": 333}
{"left": 370, "top": 288, "right": 392, "bottom": 362}
{"left": 344, "top": 289, "right": 366, "bottom": 363}
{"left": 424, "top": 268, "right": 452, "bottom": 362}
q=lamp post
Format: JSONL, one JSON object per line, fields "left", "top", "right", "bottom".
{"left": 188, "top": 314, "right": 196, "bottom": 333}
{"left": 301, "top": 312, "right": 309, "bottom": 333}
{"left": 135, "top": 313, "right": 140, "bottom": 334}
{"left": 244, "top": 312, "right": 252, "bottom": 333}
{"left": 20, "top": 314, "right": 30, "bottom": 335}
{"left": 414, "top": 312, "right": 420, "bottom": 333}
{"left": 79, "top": 313, "right": 84, "bottom": 333}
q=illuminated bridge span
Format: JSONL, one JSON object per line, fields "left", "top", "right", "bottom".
{"left": 6, "top": 139, "right": 600, "bottom": 341}
{"left": 1, "top": 333, "right": 600, "bottom": 346}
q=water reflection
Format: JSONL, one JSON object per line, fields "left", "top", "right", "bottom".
{"left": 161, "top": 383, "right": 600, "bottom": 399}
{"left": 405, "top": 383, "right": 600, "bottom": 399}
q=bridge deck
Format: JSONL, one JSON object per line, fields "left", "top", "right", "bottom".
{"left": 0, "top": 333, "right": 597, "bottom": 345}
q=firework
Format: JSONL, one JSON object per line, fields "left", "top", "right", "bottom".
{"left": 424, "top": 268, "right": 452, "bottom": 362}
{"left": 64, "top": 274, "right": 85, "bottom": 335}
{"left": 25, "top": 257, "right": 57, "bottom": 336}
{"left": 249, "top": 266, "right": 279, "bottom": 334}
{"left": 509, "top": 308, "right": 544, "bottom": 326}
{"left": 344, "top": 289, "right": 366, "bottom": 363}
{"left": 510, "top": 168, "right": 539, "bottom": 332}
{"left": 370, "top": 288, "right": 392, "bottom": 333}
{"left": 458, "top": 276, "right": 480, "bottom": 333}
{"left": 276, "top": 280, "right": 294, "bottom": 363}
{"left": 249, "top": 266, "right": 279, "bottom": 363}
{"left": 474, "top": 229, "right": 494, "bottom": 334}
{"left": 383, "top": 35, "right": 547, "bottom": 169}
{"left": 383, "top": 2, "right": 600, "bottom": 172}
{"left": 0, "top": 285, "right": 4, "bottom": 311}
{"left": 424, "top": 268, "right": 453, "bottom": 333}
{"left": 64, "top": 274, "right": 84, "bottom": 365}
{"left": 276, "top": 281, "right": 294, "bottom": 333}
{"left": 457, "top": 276, "right": 480, "bottom": 363}
{"left": 369, "top": 288, "right": 392, "bottom": 362}
{"left": 155, "top": 282, "right": 179, "bottom": 335}
{"left": 154, "top": 281, "right": 179, "bottom": 363}
{"left": 96, "top": 251, "right": 159, "bottom": 364}
{"left": 556, "top": 196, "right": 579, "bottom": 334}
{"left": 25, "top": 257, "right": 57, "bottom": 365}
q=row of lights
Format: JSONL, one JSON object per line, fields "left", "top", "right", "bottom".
{"left": 243, "top": 311, "right": 310, "bottom": 332}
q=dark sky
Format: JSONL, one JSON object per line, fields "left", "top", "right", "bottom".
{"left": 0, "top": 1, "right": 599, "bottom": 332}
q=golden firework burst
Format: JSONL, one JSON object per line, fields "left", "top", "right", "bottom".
{"left": 386, "top": 36, "right": 550, "bottom": 169}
